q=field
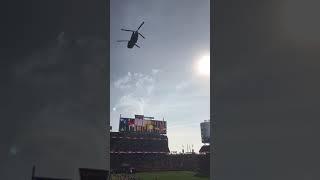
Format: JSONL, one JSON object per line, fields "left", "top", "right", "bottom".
{"left": 136, "top": 171, "right": 209, "bottom": 180}
{"left": 111, "top": 171, "right": 209, "bottom": 180}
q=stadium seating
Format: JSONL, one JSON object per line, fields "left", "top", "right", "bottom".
{"left": 111, "top": 153, "right": 199, "bottom": 172}
{"left": 110, "top": 132, "right": 169, "bottom": 153}
{"left": 110, "top": 132, "right": 207, "bottom": 173}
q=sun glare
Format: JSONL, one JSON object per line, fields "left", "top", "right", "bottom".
{"left": 196, "top": 55, "right": 210, "bottom": 77}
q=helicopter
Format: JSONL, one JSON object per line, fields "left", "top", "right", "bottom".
{"left": 117, "top": 21, "right": 145, "bottom": 48}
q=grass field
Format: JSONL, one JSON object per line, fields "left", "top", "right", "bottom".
{"left": 136, "top": 171, "right": 209, "bottom": 180}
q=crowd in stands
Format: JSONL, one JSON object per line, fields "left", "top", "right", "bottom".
{"left": 110, "top": 173, "right": 138, "bottom": 180}
{"left": 110, "top": 132, "right": 209, "bottom": 175}
{"left": 111, "top": 153, "right": 201, "bottom": 172}
{"left": 111, "top": 132, "right": 169, "bottom": 153}
{"left": 110, "top": 173, "right": 161, "bottom": 180}
{"left": 111, "top": 132, "right": 167, "bottom": 140}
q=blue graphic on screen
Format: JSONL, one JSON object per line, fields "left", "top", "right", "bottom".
{"left": 119, "top": 118, "right": 129, "bottom": 132}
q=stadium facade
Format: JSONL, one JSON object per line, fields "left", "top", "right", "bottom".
{"left": 110, "top": 115, "right": 171, "bottom": 172}
{"left": 110, "top": 114, "right": 204, "bottom": 173}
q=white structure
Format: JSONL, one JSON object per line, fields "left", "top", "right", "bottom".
{"left": 200, "top": 120, "right": 210, "bottom": 144}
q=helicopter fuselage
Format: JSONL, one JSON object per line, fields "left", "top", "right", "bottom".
{"left": 127, "top": 31, "right": 139, "bottom": 48}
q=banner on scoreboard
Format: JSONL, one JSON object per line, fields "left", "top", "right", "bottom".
{"left": 119, "top": 116, "right": 166, "bottom": 134}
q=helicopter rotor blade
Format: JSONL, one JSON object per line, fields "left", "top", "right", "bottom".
{"left": 117, "top": 40, "right": 129, "bottom": 42}
{"left": 138, "top": 33, "right": 145, "bottom": 39}
{"left": 134, "top": 44, "right": 140, "bottom": 48}
{"left": 137, "top": 21, "right": 144, "bottom": 30}
{"left": 121, "top": 29, "right": 134, "bottom": 32}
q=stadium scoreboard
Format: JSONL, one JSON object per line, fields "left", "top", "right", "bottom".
{"left": 119, "top": 115, "right": 167, "bottom": 134}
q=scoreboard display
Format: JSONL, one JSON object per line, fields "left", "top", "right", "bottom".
{"left": 119, "top": 115, "right": 167, "bottom": 134}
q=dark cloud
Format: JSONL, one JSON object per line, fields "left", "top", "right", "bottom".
{"left": 1, "top": 35, "right": 108, "bottom": 180}
{"left": 214, "top": 0, "right": 320, "bottom": 179}
{"left": 1, "top": 1, "right": 108, "bottom": 179}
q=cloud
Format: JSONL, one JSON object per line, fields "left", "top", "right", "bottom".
{"left": 3, "top": 33, "right": 108, "bottom": 179}
{"left": 114, "top": 72, "right": 132, "bottom": 89}
{"left": 116, "top": 94, "right": 146, "bottom": 116}
{"left": 175, "top": 81, "right": 191, "bottom": 91}
{"left": 152, "top": 69, "right": 160, "bottom": 74}
{"left": 56, "top": 32, "right": 66, "bottom": 46}
{"left": 112, "top": 69, "right": 160, "bottom": 116}
{"left": 113, "top": 71, "right": 156, "bottom": 91}
{"left": 9, "top": 146, "right": 18, "bottom": 156}
{"left": 112, "top": 69, "right": 209, "bottom": 119}
{"left": 13, "top": 31, "right": 97, "bottom": 79}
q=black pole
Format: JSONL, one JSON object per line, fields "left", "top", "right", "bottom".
{"left": 31, "top": 165, "right": 35, "bottom": 180}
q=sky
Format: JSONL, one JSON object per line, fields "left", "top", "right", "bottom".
{"left": 110, "top": 0, "right": 210, "bottom": 153}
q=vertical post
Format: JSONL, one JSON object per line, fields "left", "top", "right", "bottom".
{"left": 119, "top": 114, "right": 122, "bottom": 132}
{"left": 31, "top": 165, "right": 35, "bottom": 180}
{"left": 182, "top": 145, "right": 184, "bottom": 154}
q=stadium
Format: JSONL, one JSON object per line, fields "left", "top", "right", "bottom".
{"left": 110, "top": 115, "right": 210, "bottom": 179}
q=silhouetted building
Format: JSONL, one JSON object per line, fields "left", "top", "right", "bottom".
{"left": 31, "top": 166, "right": 71, "bottom": 180}
{"left": 79, "top": 168, "right": 109, "bottom": 180}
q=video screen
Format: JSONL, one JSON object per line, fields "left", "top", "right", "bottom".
{"left": 119, "top": 117, "right": 167, "bottom": 134}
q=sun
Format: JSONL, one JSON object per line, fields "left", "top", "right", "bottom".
{"left": 196, "top": 55, "right": 210, "bottom": 77}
